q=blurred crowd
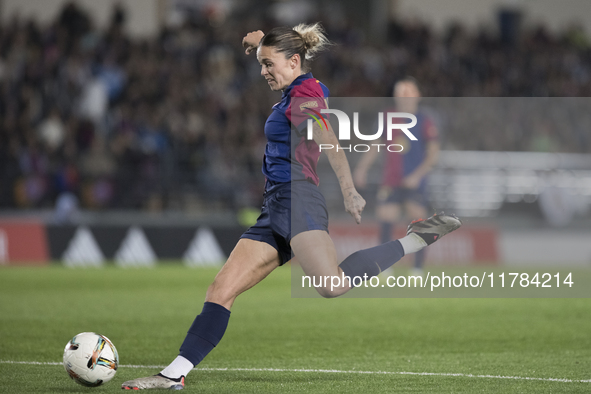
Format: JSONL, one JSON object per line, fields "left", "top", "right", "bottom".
{"left": 1, "top": 2, "right": 590, "bottom": 211}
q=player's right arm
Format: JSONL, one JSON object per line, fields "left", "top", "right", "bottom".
{"left": 400, "top": 117, "right": 440, "bottom": 189}
{"left": 242, "top": 30, "right": 265, "bottom": 54}
{"left": 310, "top": 120, "right": 366, "bottom": 224}
{"left": 353, "top": 145, "right": 380, "bottom": 189}
{"left": 400, "top": 139, "right": 439, "bottom": 189}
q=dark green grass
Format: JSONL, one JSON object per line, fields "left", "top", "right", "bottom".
{"left": 1, "top": 265, "right": 590, "bottom": 393}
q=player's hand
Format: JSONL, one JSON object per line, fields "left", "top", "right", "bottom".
{"left": 353, "top": 168, "right": 367, "bottom": 189}
{"left": 242, "top": 30, "right": 264, "bottom": 54}
{"left": 401, "top": 174, "right": 421, "bottom": 189}
{"left": 343, "top": 188, "right": 366, "bottom": 224}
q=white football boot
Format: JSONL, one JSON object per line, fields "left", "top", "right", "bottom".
{"left": 121, "top": 374, "right": 185, "bottom": 390}
{"left": 406, "top": 212, "right": 462, "bottom": 245}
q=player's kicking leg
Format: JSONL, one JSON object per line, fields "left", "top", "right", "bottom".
{"left": 121, "top": 239, "right": 281, "bottom": 390}
{"left": 292, "top": 212, "right": 461, "bottom": 298}
{"left": 405, "top": 212, "right": 461, "bottom": 246}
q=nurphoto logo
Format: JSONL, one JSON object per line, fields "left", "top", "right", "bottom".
{"left": 304, "top": 109, "right": 418, "bottom": 152}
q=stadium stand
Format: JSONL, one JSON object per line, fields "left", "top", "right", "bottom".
{"left": 1, "top": 2, "right": 590, "bottom": 212}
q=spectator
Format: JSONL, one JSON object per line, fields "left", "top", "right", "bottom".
{"left": 1, "top": 2, "right": 590, "bottom": 211}
{"left": 37, "top": 107, "right": 66, "bottom": 152}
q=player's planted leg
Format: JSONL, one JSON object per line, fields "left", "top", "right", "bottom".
{"left": 122, "top": 375, "right": 185, "bottom": 390}
{"left": 121, "top": 239, "right": 280, "bottom": 390}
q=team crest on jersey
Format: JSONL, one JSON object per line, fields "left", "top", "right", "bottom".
{"left": 299, "top": 100, "right": 319, "bottom": 111}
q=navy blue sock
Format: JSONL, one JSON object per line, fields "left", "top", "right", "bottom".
{"left": 179, "top": 302, "right": 231, "bottom": 366}
{"left": 414, "top": 249, "right": 425, "bottom": 269}
{"left": 380, "top": 222, "right": 393, "bottom": 244}
{"left": 339, "top": 240, "right": 405, "bottom": 279}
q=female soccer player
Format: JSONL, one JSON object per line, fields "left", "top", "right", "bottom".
{"left": 122, "top": 23, "right": 460, "bottom": 390}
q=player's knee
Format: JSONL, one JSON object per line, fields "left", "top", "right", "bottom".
{"left": 315, "top": 286, "right": 342, "bottom": 298}
{"left": 405, "top": 202, "right": 426, "bottom": 219}
{"left": 377, "top": 205, "right": 401, "bottom": 222}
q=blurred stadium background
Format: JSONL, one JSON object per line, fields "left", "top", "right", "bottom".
{"left": 1, "top": 0, "right": 591, "bottom": 267}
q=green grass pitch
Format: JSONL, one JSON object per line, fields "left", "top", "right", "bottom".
{"left": 1, "top": 265, "right": 590, "bottom": 393}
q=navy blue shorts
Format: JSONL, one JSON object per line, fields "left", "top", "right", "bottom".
{"left": 241, "top": 180, "right": 329, "bottom": 265}
{"left": 377, "top": 186, "right": 427, "bottom": 207}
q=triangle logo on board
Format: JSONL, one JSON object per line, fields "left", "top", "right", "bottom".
{"left": 62, "top": 226, "right": 104, "bottom": 267}
{"left": 114, "top": 226, "right": 157, "bottom": 267}
{"left": 183, "top": 227, "right": 225, "bottom": 267}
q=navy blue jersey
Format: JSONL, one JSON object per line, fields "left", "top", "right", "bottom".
{"left": 263, "top": 73, "right": 330, "bottom": 185}
{"left": 382, "top": 110, "right": 438, "bottom": 187}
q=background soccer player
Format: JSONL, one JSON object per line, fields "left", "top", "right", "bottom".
{"left": 354, "top": 78, "right": 440, "bottom": 275}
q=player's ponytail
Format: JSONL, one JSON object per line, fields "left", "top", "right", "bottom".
{"left": 293, "top": 23, "right": 330, "bottom": 61}
{"left": 260, "top": 22, "right": 331, "bottom": 72}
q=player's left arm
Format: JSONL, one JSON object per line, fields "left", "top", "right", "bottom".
{"left": 311, "top": 121, "right": 366, "bottom": 224}
{"left": 401, "top": 119, "right": 440, "bottom": 189}
{"left": 401, "top": 140, "right": 440, "bottom": 189}
{"left": 242, "top": 30, "right": 264, "bottom": 54}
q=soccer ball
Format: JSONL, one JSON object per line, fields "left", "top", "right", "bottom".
{"left": 63, "top": 332, "right": 119, "bottom": 387}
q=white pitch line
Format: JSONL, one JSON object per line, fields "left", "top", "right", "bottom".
{"left": 1, "top": 360, "right": 590, "bottom": 384}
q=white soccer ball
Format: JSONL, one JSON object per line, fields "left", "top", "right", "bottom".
{"left": 63, "top": 332, "right": 119, "bottom": 387}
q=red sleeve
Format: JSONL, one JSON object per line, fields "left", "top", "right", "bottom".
{"left": 286, "top": 79, "right": 328, "bottom": 129}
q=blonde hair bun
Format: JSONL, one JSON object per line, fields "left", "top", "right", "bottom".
{"left": 293, "top": 22, "right": 330, "bottom": 60}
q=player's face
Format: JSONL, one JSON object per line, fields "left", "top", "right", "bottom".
{"left": 257, "top": 46, "right": 299, "bottom": 91}
{"left": 394, "top": 81, "right": 421, "bottom": 113}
